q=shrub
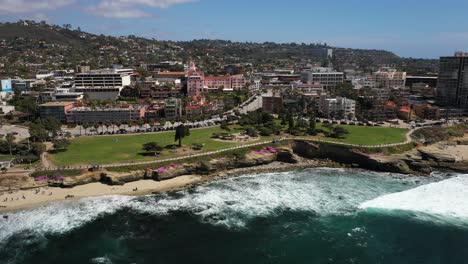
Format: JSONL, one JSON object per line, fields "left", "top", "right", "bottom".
{"left": 259, "top": 127, "right": 274, "bottom": 136}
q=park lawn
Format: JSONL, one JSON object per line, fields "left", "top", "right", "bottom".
{"left": 312, "top": 124, "right": 408, "bottom": 145}
{"left": 50, "top": 127, "right": 245, "bottom": 166}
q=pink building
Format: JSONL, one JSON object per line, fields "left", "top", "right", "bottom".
{"left": 187, "top": 62, "right": 246, "bottom": 96}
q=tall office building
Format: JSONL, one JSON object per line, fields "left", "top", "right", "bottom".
{"left": 437, "top": 52, "right": 468, "bottom": 109}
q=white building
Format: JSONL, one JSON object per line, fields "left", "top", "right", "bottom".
{"left": 74, "top": 68, "right": 133, "bottom": 100}
{"left": 36, "top": 70, "right": 54, "bottom": 80}
{"left": 53, "top": 88, "right": 84, "bottom": 102}
{"left": 320, "top": 96, "right": 356, "bottom": 119}
{"left": 352, "top": 77, "right": 377, "bottom": 89}
{"left": 301, "top": 67, "right": 344, "bottom": 89}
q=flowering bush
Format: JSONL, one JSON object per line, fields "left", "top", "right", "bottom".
{"left": 54, "top": 176, "right": 65, "bottom": 181}
{"left": 34, "top": 176, "right": 48, "bottom": 181}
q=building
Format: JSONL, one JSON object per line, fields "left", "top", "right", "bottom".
{"left": 74, "top": 68, "right": 133, "bottom": 100}
{"left": 301, "top": 68, "right": 344, "bottom": 89}
{"left": 53, "top": 88, "right": 84, "bottom": 101}
{"left": 262, "top": 95, "right": 283, "bottom": 114}
{"left": 292, "top": 83, "right": 325, "bottom": 98}
{"left": 373, "top": 68, "right": 406, "bottom": 89}
{"left": 319, "top": 96, "right": 356, "bottom": 119}
{"left": 187, "top": 62, "right": 246, "bottom": 96}
{"left": 164, "top": 98, "right": 182, "bottom": 119}
{"left": 0, "top": 79, "right": 12, "bottom": 92}
{"left": 203, "top": 75, "right": 246, "bottom": 92}
{"left": 406, "top": 76, "right": 438, "bottom": 88}
{"left": 187, "top": 71, "right": 205, "bottom": 97}
{"left": 66, "top": 106, "right": 145, "bottom": 124}
{"left": 437, "top": 52, "right": 468, "bottom": 109}
{"left": 39, "top": 101, "right": 75, "bottom": 122}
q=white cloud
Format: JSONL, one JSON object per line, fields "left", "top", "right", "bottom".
{"left": 87, "top": 0, "right": 196, "bottom": 18}
{"left": 0, "top": 0, "right": 74, "bottom": 14}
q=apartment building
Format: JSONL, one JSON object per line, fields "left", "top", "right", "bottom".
{"left": 66, "top": 106, "right": 145, "bottom": 124}
{"left": 74, "top": 68, "right": 133, "bottom": 100}
{"left": 164, "top": 98, "right": 182, "bottom": 119}
{"left": 292, "top": 83, "right": 325, "bottom": 98}
{"left": 320, "top": 96, "right": 356, "bottom": 119}
{"left": 301, "top": 67, "right": 344, "bottom": 89}
{"left": 373, "top": 68, "right": 406, "bottom": 89}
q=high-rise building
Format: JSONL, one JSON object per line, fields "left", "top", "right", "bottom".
{"left": 437, "top": 52, "right": 468, "bottom": 109}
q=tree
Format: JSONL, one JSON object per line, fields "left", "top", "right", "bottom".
{"left": 29, "top": 123, "right": 48, "bottom": 142}
{"left": 174, "top": 124, "right": 190, "bottom": 147}
{"left": 53, "top": 138, "right": 70, "bottom": 151}
{"left": 142, "top": 142, "right": 163, "bottom": 156}
{"left": 331, "top": 126, "right": 349, "bottom": 139}
{"left": 42, "top": 117, "right": 61, "bottom": 137}
{"left": 31, "top": 142, "right": 46, "bottom": 156}
{"left": 309, "top": 114, "right": 316, "bottom": 131}
{"left": 323, "top": 123, "right": 334, "bottom": 133}
{"left": 82, "top": 123, "right": 91, "bottom": 135}
{"left": 5, "top": 134, "right": 15, "bottom": 155}
{"left": 288, "top": 114, "right": 295, "bottom": 132}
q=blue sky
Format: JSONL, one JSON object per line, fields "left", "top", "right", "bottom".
{"left": 1, "top": 0, "right": 468, "bottom": 58}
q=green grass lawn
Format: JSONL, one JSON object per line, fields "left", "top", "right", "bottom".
{"left": 50, "top": 124, "right": 409, "bottom": 166}
{"left": 312, "top": 124, "right": 408, "bottom": 145}
{"left": 51, "top": 127, "right": 244, "bottom": 166}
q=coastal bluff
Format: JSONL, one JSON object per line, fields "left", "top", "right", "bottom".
{"left": 292, "top": 139, "right": 468, "bottom": 175}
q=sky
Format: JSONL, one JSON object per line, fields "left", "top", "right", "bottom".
{"left": 1, "top": 0, "right": 468, "bottom": 58}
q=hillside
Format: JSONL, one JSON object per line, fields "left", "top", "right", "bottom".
{"left": 0, "top": 22, "right": 85, "bottom": 46}
{"left": 0, "top": 21, "right": 438, "bottom": 77}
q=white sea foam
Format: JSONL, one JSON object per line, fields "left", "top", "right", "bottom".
{"left": 0, "top": 195, "right": 134, "bottom": 243}
{"left": 359, "top": 174, "right": 468, "bottom": 227}
{"left": 0, "top": 169, "right": 421, "bottom": 243}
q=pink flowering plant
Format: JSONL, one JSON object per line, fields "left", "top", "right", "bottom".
{"left": 34, "top": 176, "right": 49, "bottom": 181}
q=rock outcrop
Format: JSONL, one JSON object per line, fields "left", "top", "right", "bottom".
{"left": 418, "top": 149, "right": 457, "bottom": 163}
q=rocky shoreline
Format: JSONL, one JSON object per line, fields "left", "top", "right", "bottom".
{"left": 0, "top": 136, "right": 467, "bottom": 212}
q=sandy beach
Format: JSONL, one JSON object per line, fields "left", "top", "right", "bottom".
{"left": 0, "top": 158, "right": 336, "bottom": 213}
{"left": 0, "top": 175, "right": 202, "bottom": 213}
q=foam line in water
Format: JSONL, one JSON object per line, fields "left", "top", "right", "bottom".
{"left": 359, "top": 175, "right": 468, "bottom": 226}
{"left": 0, "top": 169, "right": 424, "bottom": 243}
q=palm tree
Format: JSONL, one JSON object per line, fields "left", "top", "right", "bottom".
{"left": 82, "top": 123, "right": 90, "bottom": 135}
{"left": 6, "top": 133, "right": 15, "bottom": 155}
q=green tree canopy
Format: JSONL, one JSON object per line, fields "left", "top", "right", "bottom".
{"left": 174, "top": 124, "right": 190, "bottom": 147}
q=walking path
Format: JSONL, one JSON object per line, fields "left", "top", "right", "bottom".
{"left": 36, "top": 130, "right": 416, "bottom": 172}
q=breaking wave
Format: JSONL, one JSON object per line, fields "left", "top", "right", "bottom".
{"left": 359, "top": 174, "right": 468, "bottom": 228}
{"left": 0, "top": 168, "right": 426, "bottom": 244}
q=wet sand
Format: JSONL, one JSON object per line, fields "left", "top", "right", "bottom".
{"left": 0, "top": 175, "right": 202, "bottom": 213}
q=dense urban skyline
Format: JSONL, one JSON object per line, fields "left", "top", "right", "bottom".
{"left": 1, "top": 0, "right": 468, "bottom": 58}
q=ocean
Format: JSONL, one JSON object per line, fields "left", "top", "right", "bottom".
{"left": 1, "top": 168, "right": 468, "bottom": 264}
